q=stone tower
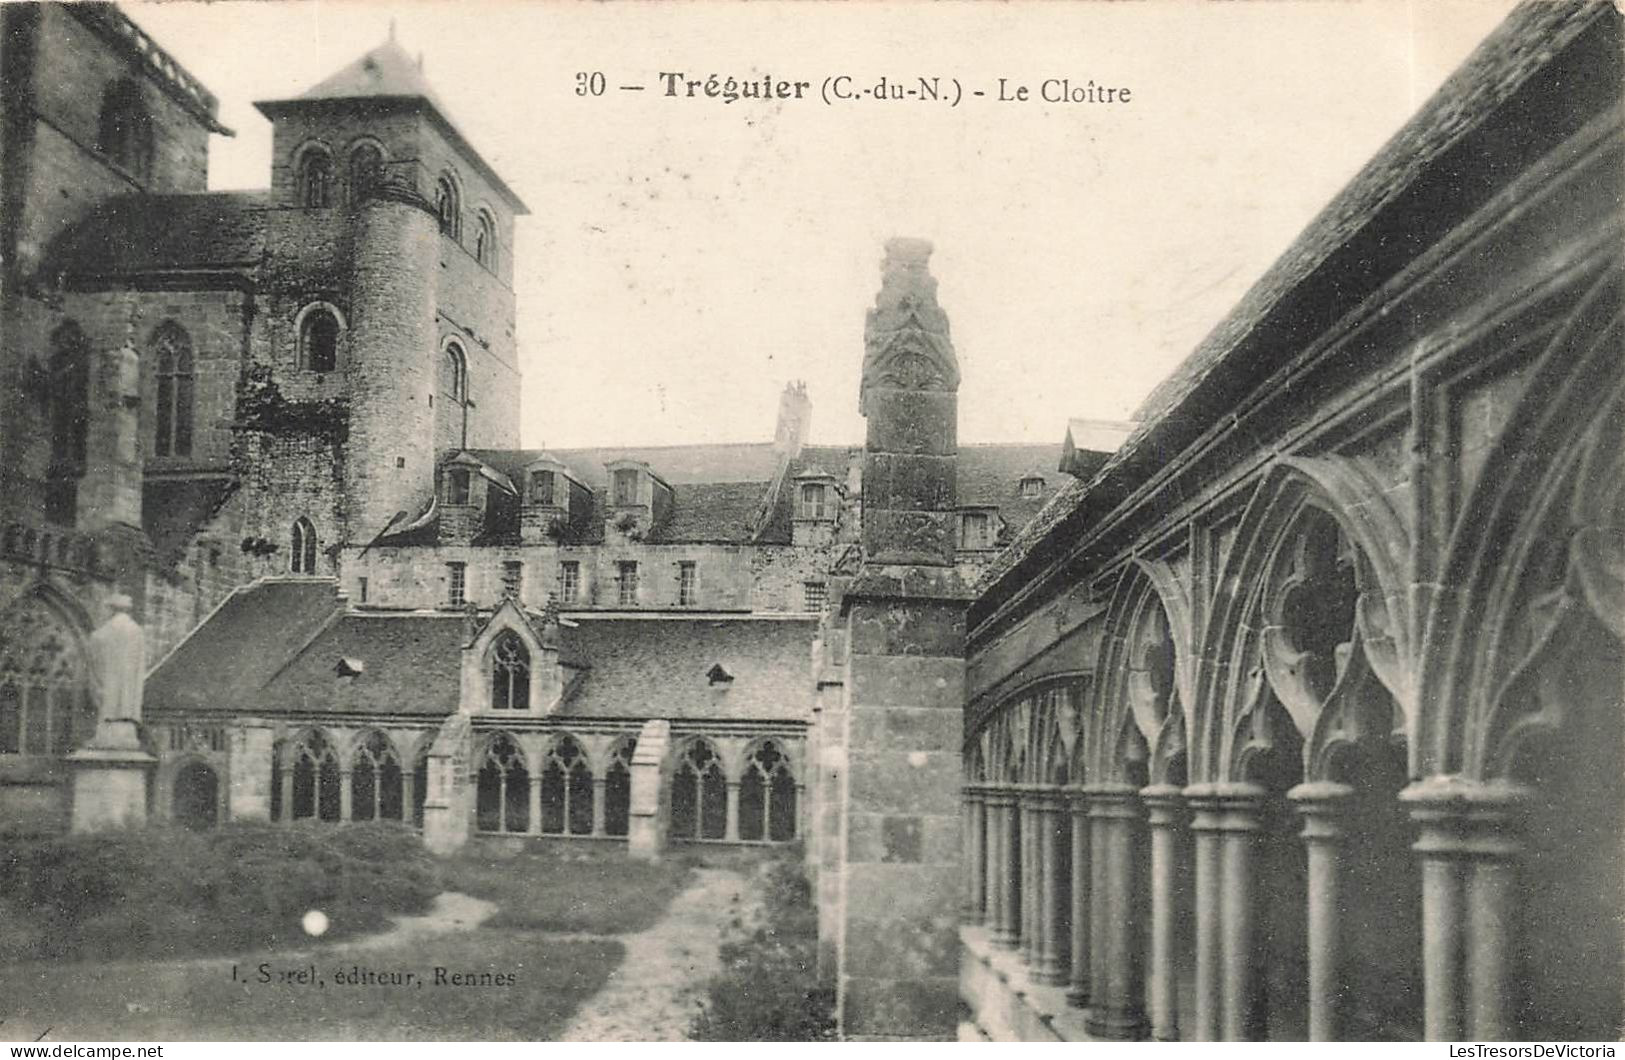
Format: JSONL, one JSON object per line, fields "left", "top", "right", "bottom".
{"left": 252, "top": 37, "right": 527, "bottom": 543}
{"left": 833, "top": 238, "right": 970, "bottom": 1040}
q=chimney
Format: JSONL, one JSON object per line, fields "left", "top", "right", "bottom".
{"left": 773, "top": 379, "right": 812, "bottom": 459}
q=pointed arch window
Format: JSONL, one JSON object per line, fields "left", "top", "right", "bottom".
{"left": 287, "top": 730, "right": 341, "bottom": 821}
{"left": 299, "top": 305, "right": 342, "bottom": 373}
{"left": 442, "top": 342, "right": 468, "bottom": 405}
{"left": 97, "top": 80, "right": 153, "bottom": 181}
{"left": 297, "top": 148, "right": 333, "bottom": 208}
{"left": 539, "top": 734, "right": 594, "bottom": 835}
{"left": 739, "top": 739, "right": 797, "bottom": 841}
{"left": 436, "top": 174, "right": 461, "bottom": 239}
{"left": 671, "top": 738, "right": 727, "bottom": 841}
{"left": 290, "top": 517, "right": 318, "bottom": 574}
{"left": 491, "top": 631, "right": 530, "bottom": 710}
{"left": 604, "top": 736, "right": 636, "bottom": 837}
{"left": 153, "top": 322, "right": 194, "bottom": 458}
{"left": 0, "top": 598, "right": 93, "bottom": 756}
{"left": 46, "top": 322, "right": 91, "bottom": 525}
{"left": 474, "top": 210, "right": 497, "bottom": 268}
{"left": 476, "top": 733, "right": 529, "bottom": 833}
{"left": 348, "top": 143, "right": 384, "bottom": 205}
{"left": 351, "top": 731, "right": 403, "bottom": 821}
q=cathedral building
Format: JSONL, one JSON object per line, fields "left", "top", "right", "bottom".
{"left": 0, "top": 0, "right": 1619, "bottom": 1043}
{"left": 0, "top": 3, "right": 1063, "bottom": 849}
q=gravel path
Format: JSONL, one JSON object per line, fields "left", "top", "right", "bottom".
{"left": 555, "top": 865, "right": 761, "bottom": 1042}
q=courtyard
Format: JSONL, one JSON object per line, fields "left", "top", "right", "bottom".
{"left": 0, "top": 830, "right": 804, "bottom": 1041}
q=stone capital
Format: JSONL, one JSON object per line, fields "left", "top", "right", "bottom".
{"left": 1400, "top": 776, "right": 1531, "bottom": 860}
{"left": 1139, "top": 783, "right": 1187, "bottom": 828}
{"left": 1288, "top": 781, "right": 1356, "bottom": 843}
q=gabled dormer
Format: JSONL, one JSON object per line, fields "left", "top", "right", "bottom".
{"left": 439, "top": 452, "right": 516, "bottom": 544}
{"left": 460, "top": 597, "right": 581, "bottom": 715}
{"left": 604, "top": 460, "right": 673, "bottom": 541}
{"left": 519, "top": 455, "right": 591, "bottom": 544}
{"left": 792, "top": 465, "right": 841, "bottom": 547}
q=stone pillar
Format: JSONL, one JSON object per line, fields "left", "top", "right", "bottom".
{"left": 1066, "top": 785, "right": 1092, "bottom": 1007}
{"left": 281, "top": 765, "right": 296, "bottom": 822}
{"left": 1020, "top": 787, "right": 1039, "bottom": 965}
{"left": 227, "top": 723, "right": 274, "bottom": 822}
{"left": 627, "top": 719, "right": 672, "bottom": 860}
{"left": 836, "top": 237, "right": 968, "bottom": 1039}
{"left": 962, "top": 784, "right": 986, "bottom": 922}
{"left": 528, "top": 771, "right": 543, "bottom": 835}
{"left": 1085, "top": 783, "right": 1149, "bottom": 1040}
{"left": 1186, "top": 786, "right": 1224, "bottom": 1042}
{"left": 1402, "top": 778, "right": 1529, "bottom": 1041}
{"left": 984, "top": 786, "right": 1008, "bottom": 938}
{"left": 998, "top": 788, "right": 1022, "bottom": 948}
{"left": 1214, "top": 783, "right": 1266, "bottom": 1041}
{"left": 592, "top": 776, "right": 608, "bottom": 836}
{"left": 1142, "top": 783, "right": 1186, "bottom": 1041}
{"left": 1290, "top": 781, "right": 1353, "bottom": 1042}
{"left": 726, "top": 780, "right": 741, "bottom": 841}
{"left": 401, "top": 769, "right": 416, "bottom": 825}
{"left": 68, "top": 595, "right": 155, "bottom": 833}
{"left": 422, "top": 714, "right": 473, "bottom": 855}
{"left": 340, "top": 768, "right": 354, "bottom": 821}
{"left": 1035, "top": 789, "right": 1069, "bottom": 984}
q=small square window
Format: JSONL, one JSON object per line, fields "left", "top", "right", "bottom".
{"left": 613, "top": 468, "right": 640, "bottom": 506}
{"left": 531, "top": 470, "right": 555, "bottom": 506}
{"left": 446, "top": 562, "right": 467, "bottom": 607}
{"left": 803, "top": 581, "right": 827, "bottom": 613}
{"left": 961, "top": 512, "right": 992, "bottom": 550}
{"left": 800, "top": 482, "right": 828, "bottom": 520}
{"left": 446, "top": 468, "right": 471, "bottom": 505}
{"left": 617, "top": 561, "right": 639, "bottom": 606}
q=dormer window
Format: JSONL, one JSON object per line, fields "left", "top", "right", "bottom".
{"left": 613, "top": 469, "right": 639, "bottom": 506}
{"left": 446, "top": 468, "right": 472, "bottom": 505}
{"left": 800, "top": 482, "right": 830, "bottom": 520}
{"left": 531, "top": 470, "right": 555, "bottom": 506}
{"left": 960, "top": 511, "right": 993, "bottom": 550}
{"left": 1020, "top": 476, "right": 1046, "bottom": 499}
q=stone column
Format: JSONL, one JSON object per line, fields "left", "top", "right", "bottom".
{"left": 985, "top": 786, "right": 1008, "bottom": 938}
{"left": 340, "top": 768, "right": 354, "bottom": 821}
{"left": 1142, "top": 783, "right": 1186, "bottom": 1041}
{"left": 962, "top": 784, "right": 986, "bottom": 922}
{"left": 1000, "top": 787, "right": 1023, "bottom": 949}
{"left": 1186, "top": 786, "right": 1223, "bottom": 1042}
{"left": 1290, "top": 781, "right": 1354, "bottom": 1042}
{"left": 1214, "top": 783, "right": 1266, "bottom": 1042}
{"left": 281, "top": 765, "right": 297, "bottom": 822}
{"left": 1021, "top": 787, "right": 1040, "bottom": 966}
{"left": 1035, "top": 788, "right": 1069, "bottom": 984}
{"left": 401, "top": 769, "right": 416, "bottom": 825}
{"left": 592, "top": 777, "right": 608, "bottom": 836}
{"left": 1402, "top": 778, "right": 1529, "bottom": 1041}
{"left": 528, "top": 772, "right": 543, "bottom": 835}
{"left": 725, "top": 780, "right": 742, "bottom": 842}
{"left": 1066, "top": 785, "right": 1092, "bottom": 1007}
{"left": 1085, "top": 782, "right": 1149, "bottom": 1040}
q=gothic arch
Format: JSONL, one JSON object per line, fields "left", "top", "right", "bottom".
{"left": 1418, "top": 268, "right": 1625, "bottom": 780}
{"left": 1194, "top": 459, "right": 1409, "bottom": 784}
{"left": 0, "top": 585, "right": 94, "bottom": 756}
{"left": 1089, "top": 563, "right": 1188, "bottom": 785}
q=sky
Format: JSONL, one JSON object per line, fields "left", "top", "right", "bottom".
{"left": 127, "top": 0, "right": 1520, "bottom": 450}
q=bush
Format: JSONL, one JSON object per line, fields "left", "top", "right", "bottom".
{"left": 0, "top": 821, "right": 439, "bottom": 963}
{"left": 689, "top": 855, "right": 836, "bottom": 1041}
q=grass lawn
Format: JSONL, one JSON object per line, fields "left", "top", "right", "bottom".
{"left": 0, "top": 836, "right": 697, "bottom": 1041}
{"left": 439, "top": 842, "right": 692, "bottom": 935}
{"left": 0, "top": 930, "right": 623, "bottom": 1041}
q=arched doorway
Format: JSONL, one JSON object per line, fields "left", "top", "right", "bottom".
{"left": 172, "top": 761, "right": 219, "bottom": 830}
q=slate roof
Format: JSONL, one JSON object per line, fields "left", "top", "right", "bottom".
{"left": 252, "top": 611, "right": 471, "bottom": 717}
{"left": 558, "top": 617, "right": 819, "bottom": 722}
{"left": 293, "top": 38, "right": 452, "bottom": 113}
{"left": 973, "top": 0, "right": 1619, "bottom": 613}
{"left": 49, "top": 193, "right": 268, "bottom": 278}
{"left": 146, "top": 578, "right": 341, "bottom": 713}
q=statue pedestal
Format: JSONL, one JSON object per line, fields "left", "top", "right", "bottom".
{"left": 67, "top": 744, "right": 155, "bottom": 833}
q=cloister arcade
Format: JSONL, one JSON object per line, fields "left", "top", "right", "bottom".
{"left": 962, "top": 284, "right": 1625, "bottom": 1041}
